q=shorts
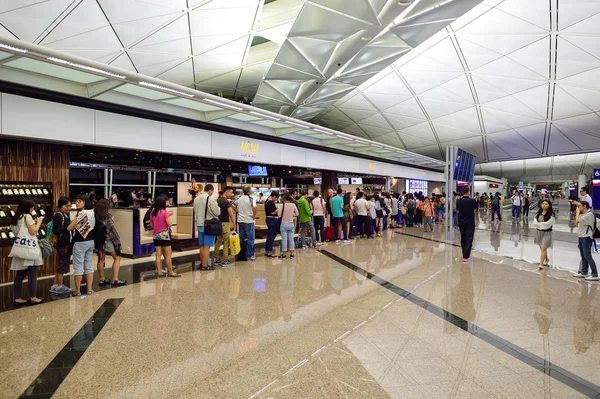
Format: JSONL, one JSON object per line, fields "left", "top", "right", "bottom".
{"left": 343, "top": 211, "right": 350, "bottom": 221}
{"left": 104, "top": 240, "right": 115, "bottom": 253}
{"left": 72, "top": 240, "right": 94, "bottom": 276}
{"left": 56, "top": 249, "right": 70, "bottom": 275}
{"left": 198, "top": 226, "right": 216, "bottom": 247}
{"left": 376, "top": 210, "right": 384, "bottom": 218}
{"left": 154, "top": 228, "right": 172, "bottom": 247}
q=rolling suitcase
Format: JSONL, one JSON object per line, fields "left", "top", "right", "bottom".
{"left": 324, "top": 226, "right": 334, "bottom": 241}
{"left": 236, "top": 239, "right": 248, "bottom": 262}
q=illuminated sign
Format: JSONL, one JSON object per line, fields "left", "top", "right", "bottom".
{"left": 368, "top": 162, "right": 376, "bottom": 171}
{"left": 489, "top": 184, "right": 499, "bottom": 188}
{"left": 240, "top": 141, "right": 259, "bottom": 158}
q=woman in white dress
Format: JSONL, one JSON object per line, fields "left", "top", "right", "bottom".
{"left": 533, "top": 200, "right": 555, "bottom": 270}
{"left": 10, "top": 199, "right": 44, "bottom": 305}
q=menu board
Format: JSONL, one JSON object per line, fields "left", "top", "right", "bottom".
{"left": 338, "top": 177, "right": 349, "bottom": 184}
{"left": 351, "top": 177, "right": 363, "bottom": 184}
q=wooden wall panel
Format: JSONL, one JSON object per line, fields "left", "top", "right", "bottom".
{"left": 0, "top": 139, "right": 70, "bottom": 284}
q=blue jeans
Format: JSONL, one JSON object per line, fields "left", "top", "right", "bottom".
{"left": 265, "top": 217, "right": 279, "bottom": 253}
{"left": 334, "top": 216, "right": 347, "bottom": 240}
{"left": 280, "top": 222, "right": 295, "bottom": 251}
{"left": 492, "top": 206, "right": 501, "bottom": 221}
{"left": 238, "top": 222, "right": 255, "bottom": 258}
{"left": 512, "top": 205, "right": 521, "bottom": 218}
{"left": 299, "top": 220, "right": 316, "bottom": 248}
{"left": 73, "top": 240, "right": 94, "bottom": 276}
{"left": 579, "top": 237, "right": 598, "bottom": 276}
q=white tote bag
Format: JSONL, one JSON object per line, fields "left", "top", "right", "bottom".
{"left": 8, "top": 219, "right": 41, "bottom": 261}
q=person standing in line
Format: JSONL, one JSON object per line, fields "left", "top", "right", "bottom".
{"left": 257, "top": 193, "right": 264, "bottom": 204}
{"left": 298, "top": 191, "right": 316, "bottom": 249}
{"left": 278, "top": 194, "right": 299, "bottom": 259}
{"left": 369, "top": 195, "right": 379, "bottom": 237}
{"left": 373, "top": 194, "right": 383, "bottom": 236}
{"left": 50, "top": 197, "right": 74, "bottom": 294}
{"left": 68, "top": 195, "right": 96, "bottom": 296}
{"left": 423, "top": 197, "right": 434, "bottom": 233}
{"left": 391, "top": 193, "right": 399, "bottom": 229}
{"left": 330, "top": 189, "right": 349, "bottom": 243}
{"left": 573, "top": 202, "right": 600, "bottom": 281}
{"left": 343, "top": 192, "right": 354, "bottom": 238}
{"left": 456, "top": 187, "right": 478, "bottom": 262}
{"left": 89, "top": 188, "right": 97, "bottom": 206}
{"left": 233, "top": 185, "right": 257, "bottom": 261}
{"left": 311, "top": 191, "right": 326, "bottom": 246}
{"left": 264, "top": 191, "right": 280, "bottom": 257}
{"left": 150, "top": 196, "right": 179, "bottom": 277}
{"left": 405, "top": 194, "right": 415, "bottom": 227}
{"left": 523, "top": 195, "right": 531, "bottom": 218}
{"left": 491, "top": 192, "right": 502, "bottom": 222}
{"left": 194, "top": 184, "right": 221, "bottom": 270}
{"left": 354, "top": 192, "right": 372, "bottom": 238}
{"left": 95, "top": 199, "right": 127, "bottom": 286}
{"left": 214, "top": 186, "right": 237, "bottom": 266}
{"left": 325, "top": 188, "right": 334, "bottom": 232}
{"left": 10, "top": 199, "right": 44, "bottom": 305}
{"left": 511, "top": 191, "right": 522, "bottom": 219}
{"left": 533, "top": 199, "right": 555, "bottom": 270}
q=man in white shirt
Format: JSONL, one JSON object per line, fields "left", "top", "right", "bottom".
{"left": 581, "top": 187, "right": 593, "bottom": 209}
{"left": 511, "top": 192, "right": 522, "bottom": 219}
{"left": 354, "top": 192, "right": 372, "bottom": 239}
{"left": 233, "top": 185, "right": 257, "bottom": 261}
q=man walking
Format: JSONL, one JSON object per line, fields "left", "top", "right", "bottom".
{"left": 457, "top": 187, "right": 478, "bottom": 262}
{"left": 214, "top": 186, "right": 236, "bottom": 267}
{"left": 491, "top": 191, "right": 502, "bottom": 222}
{"left": 233, "top": 185, "right": 256, "bottom": 261}
{"left": 511, "top": 191, "right": 522, "bottom": 219}
{"left": 297, "top": 191, "right": 316, "bottom": 248}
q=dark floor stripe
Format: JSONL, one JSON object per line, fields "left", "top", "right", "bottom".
{"left": 320, "top": 249, "right": 600, "bottom": 398}
{"left": 19, "top": 299, "right": 123, "bottom": 398}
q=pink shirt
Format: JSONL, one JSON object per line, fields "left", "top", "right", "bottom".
{"left": 151, "top": 209, "right": 170, "bottom": 234}
{"left": 278, "top": 202, "right": 299, "bottom": 223}
{"left": 312, "top": 197, "right": 326, "bottom": 216}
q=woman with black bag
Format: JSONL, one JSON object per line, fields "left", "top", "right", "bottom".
{"left": 50, "top": 196, "right": 74, "bottom": 295}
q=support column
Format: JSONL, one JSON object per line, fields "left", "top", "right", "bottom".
{"left": 579, "top": 174, "right": 587, "bottom": 193}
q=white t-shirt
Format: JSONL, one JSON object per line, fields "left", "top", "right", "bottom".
{"left": 311, "top": 197, "right": 326, "bottom": 216}
{"left": 369, "top": 201, "right": 377, "bottom": 219}
{"left": 512, "top": 196, "right": 521, "bottom": 206}
{"left": 234, "top": 195, "right": 255, "bottom": 224}
{"left": 354, "top": 198, "right": 369, "bottom": 216}
{"left": 583, "top": 194, "right": 593, "bottom": 209}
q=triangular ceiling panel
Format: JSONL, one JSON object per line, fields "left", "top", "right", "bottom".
{"left": 547, "top": 125, "right": 583, "bottom": 154}
{"left": 287, "top": 37, "right": 338, "bottom": 74}
{"left": 496, "top": 0, "right": 550, "bottom": 31}
{"left": 155, "top": 59, "right": 195, "bottom": 87}
{"left": 433, "top": 107, "right": 481, "bottom": 134}
{"left": 458, "top": 8, "right": 548, "bottom": 35}
{"left": 474, "top": 56, "right": 548, "bottom": 81}
{"left": 556, "top": 37, "right": 600, "bottom": 80}
{"left": 456, "top": 37, "right": 504, "bottom": 70}
{"left": 483, "top": 108, "right": 544, "bottom": 129}
{"left": 398, "top": 122, "right": 438, "bottom": 142}
{"left": 134, "top": 15, "right": 190, "bottom": 47}
{"left": 486, "top": 139, "right": 512, "bottom": 161}
{"left": 481, "top": 109, "right": 513, "bottom": 133}
{"left": 433, "top": 123, "right": 481, "bottom": 142}
{"left": 47, "top": 26, "right": 123, "bottom": 56}
{"left": 338, "top": 108, "right": 379, "bottom": 122}
{"left": 552, "top": 85, "right": 597, "bottom": 120}
{"left": 506, "top": 37, "right": 550, "bottom": 79}
{"left": 558, "top": 1, "right": 600, "bottom": 31}
{"left": 562, "top": 10, "right": 600, "bottom": 35}
{"left": 559, "top": 67, "right": 600, "bottom": 92}
{"left": 558, "top": 84, "right": 600, "bottom": 113}
{"left": 561, "top": 35, "right": 600, "bottom": 62}
{"left": 552, "top": 113, "right": 600, "bottom": 135}
{"left": 512, "top": 123, "right": 547, "bottom": 152}
{"left": 384, "top": 98, "right": 426, "bottom": 119}
{"left": 360, "top": 113, "right": 392, "bottom": 130}
{"left": 41, "top": 0, "right": 108, "bottom": 45}
{"left": 386, "top": 114, "right": 427, "bottom": 131}
{"left": 310, "top": 0, "right": 380, "bottom": 26}
{"left": 510, "top": 84, "right": 549, "bottom": 118}
{"left": 419, "top": 98, "right": 473, "bottom": 119}
{"left": 112, "top": 14, "right": 181, "bottom": 46}
{"left": 363, "top": 73, "right": 411, "bottom": 95}
{"left": 363, "top": 92, "right": 413, "bottom": 110}
{"left": 1, "top": 0, "right": 75, "bottom": 42}
{"left": 487, "top": 130, "right": 543, "bottom": 158}
{"left": 109, "top": 52, "right": 137, "bottom": 71}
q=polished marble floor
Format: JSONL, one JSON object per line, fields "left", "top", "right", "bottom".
{"left": 2, "top": 206, "right": 599, "bottom": 398}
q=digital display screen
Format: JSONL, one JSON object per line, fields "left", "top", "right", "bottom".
{"left": 314, "top": 178, "right": 322, "bottom": 185}
{"left": 338, "top": 178, "right": 349, "bottom": 184}
{"left": 453, "top": 148, "right": 476, "bottom": 182}
{"left": 248, "top": 165, "right": 268, "bottom": 176}
{"left": 489, "top": 184, "right": 498, "bottom": 188}
{"left": 351, "top": 177, "right": 363, "bottom": 184}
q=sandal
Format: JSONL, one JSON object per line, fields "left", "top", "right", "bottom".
{"left": 13, "top": 300, "right": 27, "bottom": 306}
{"left": 265, "top": 254, "right": 277, "bottom": 258}
{"left": 29, "top": 298, "right": 43, "bottom": 305}
{"left": 278, "top": 254, "right": 287, "bottom": 259}
{"left": 167, "top": 273, "right": 181, "bottom": 278}
{"left": 98, "top": 278, "right": 111, "bottom": 286}
{"left": 86, "top": 290, "right": 94, "bottom": 295}
{"left": 290, "top": 254, "right": 295, "bottom": 259}
{"left": 199, "top": 265, "right": 210, "bottom": 271}
{"left": 157, "top": 273, "right": 167, "bottom": 278}
{"left": 112, "top": 279, "right": 127, "bottom": 286}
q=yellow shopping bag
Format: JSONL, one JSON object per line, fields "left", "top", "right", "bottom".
{"left": 230, "top": 232, "right": 241, "bottom": 256}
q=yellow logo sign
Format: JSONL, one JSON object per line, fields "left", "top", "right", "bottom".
{"left": 368, "top": 162, "right": 376, "bottom": 171}
{"left": 240, "top": 141, "right": 259, "bottom": 156}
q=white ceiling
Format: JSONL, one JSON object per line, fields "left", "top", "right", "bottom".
{"left": 1, "top": 0, "right": 600, "bottom": 179}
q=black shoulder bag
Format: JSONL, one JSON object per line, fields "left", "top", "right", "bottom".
{"left": 204, "top": 195, "right": 222, "bottom": 236}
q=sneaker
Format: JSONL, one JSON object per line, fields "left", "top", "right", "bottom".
{"left": 214, "top": 259, "right": 223, "bottom": 266}
{"left": 463, "top": 258, "right": 472, "bottom": 263}
{"left": 573, "top": 272, "right": 588, "bottom": 278}
{"left": 54, "top": 285, "right": 74, "bottom": 294}
{"left": 98, "top": 278, "right": 111, "bottom": 286}
{"left": 50, "top": 284, "right": 59, "bottom": 293}
{"left": 221, "top": 260, "right": 233, "bottom": 267}
{"left": 72, "top": 291, "right": 82, "bottom": 297}
{"left": 249, "top": 256, "right": 256, "bottom": 261}
{"left": 343, "top": 240, "right": 352, "bottom": 244}
{"left": 335, "top": 240, "right": 341, "bottom": 243}
{"left": 112, "top": 280, "right": 127, "bottom": 286}
{"left": 585, "top": 276, "right": 600, "bottom": 281}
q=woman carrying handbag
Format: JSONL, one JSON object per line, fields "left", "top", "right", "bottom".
{"left": 9, "top": 199, "right": 44, "bottom": 305}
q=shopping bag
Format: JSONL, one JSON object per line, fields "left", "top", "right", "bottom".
{"left": 9, "top": 221, "right": 41, "bottom": 261}
{"left": 229, "top": 232, "right": 241, "bottom": 256}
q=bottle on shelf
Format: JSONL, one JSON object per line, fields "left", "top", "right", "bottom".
{"left": 31, "top": 208, "right": 37, "bottom": 218}
{"left": 7, "top": 230, "right": 14, "bottom": 239}
{"left": 25, "top": 186, "right": 32, "bottom": 196}
{"left": 1, "top": 185, "right": 7, "bottom": 196}
{"left": 0, "top": 208, "right": 5, "bottom": 218}
{"left": 36, "top": 187, "right": 44, "bottom": 195}
{"left": 38, "top": 228, "right": 46, "bottom": 237}
{"left": 7, "top": 186, "right": 14, "bottom": 196}
{"left": 42, "top": 187, "right": 49, "bottom": 196}
{"left": 18, "top": 186, "right": 25, "bottom": 196}
{"left": 7, "top": 206, "right": 15, "bottom": 217}
{"left": 0, "top": 230, "right": 7, "bottom": 240}
{"left": 38, "top": 207, "right": 46, "bottom": 216}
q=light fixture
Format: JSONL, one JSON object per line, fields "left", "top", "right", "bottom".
{"left": 0, "top": 43, "right": 27, "bottom": 53}
{"left": 201, "top": 98, "right": 243, "bottom": 111}
{"left": 249, "top": 111, "right": 280, "bottom": 121}
{"left": 285, "top": 121, "right": 309, "bottom": 129}
{"left": 47, "top": 57, "right": 126, "bottom": 79}
{"left": 314, "top": 128, "right": 334, "bottom": 135}
{"left": 139, "top": 81, "right": 193, "bottom": 97}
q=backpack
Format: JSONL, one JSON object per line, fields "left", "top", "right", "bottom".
{"left": 491, "top": 196, "right": 498, "bottom": 206}
{"left": 143, "top": 207, "right": 153, "bottom": 231}
{"left": 592, "top": 216, "right": 600, "bottom": 239}
{"left": 407, "top": 200, "right": 415, "bottom": 210}
{"left": 46, "top": 212, "right": 64, "bottom": 244}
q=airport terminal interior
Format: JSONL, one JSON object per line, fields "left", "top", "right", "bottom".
{"left": 3, "top": 0, "right": 600, "bottom": 397}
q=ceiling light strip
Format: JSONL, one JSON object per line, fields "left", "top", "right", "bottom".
{"left": 202, "top": 98, "right": 243, "bottom": 111}
{"left": 47, "top": 57, "right": 125, "bottom": 79}
{"left": 249, "top": 111, "right": 280, "bottom": 121}
{"left": 285, "top": 121, "right": 309, "bottom": 129}
{"left": 0, "top": 43, "right": 27, "bottom": 53}
{"left": 314, "top": 128, "right": 334, "bottom": 136}
{"left": 139, "top": 81, "right": 193, "bottom": 98}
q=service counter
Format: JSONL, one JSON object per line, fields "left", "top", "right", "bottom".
{"left": 71, "top": 206, "right": 195, "bottom": 258}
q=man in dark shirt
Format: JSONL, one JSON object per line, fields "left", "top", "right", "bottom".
{"left": 214, "top": 186, "right": 236, "bottom": 267}
{"left": 456, "top": 187, "right": 478, "bottom": 262}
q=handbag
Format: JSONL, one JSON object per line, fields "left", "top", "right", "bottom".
{"left": 8, "top": 217, "right": 41, "bottom": 261}
{"left": 203, "top": 195, "right": 222, "bottom": 236}
{"left": 229, "top": 232, "right": 241, "bottom": 255}
{"left": 38, "top": 238, "right": 54, "bottom": 259}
